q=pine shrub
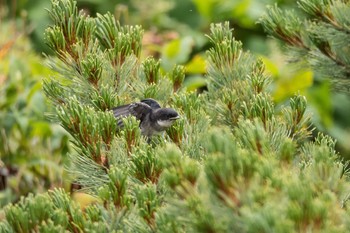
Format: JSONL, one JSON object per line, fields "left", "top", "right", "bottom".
{"left": 1, "top": 0, "right": 350, "bottom": 232}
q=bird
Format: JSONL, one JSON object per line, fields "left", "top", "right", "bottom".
{"left": 112, "top": 98, "right": 180, "bottom": 138}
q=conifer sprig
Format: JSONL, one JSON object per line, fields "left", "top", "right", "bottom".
{"left": 259, "top": 0, "right": 350, "bottom": 91}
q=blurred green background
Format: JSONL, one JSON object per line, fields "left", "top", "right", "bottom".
{"left": 1, "top": 0, "right": 349, "bottom": 207}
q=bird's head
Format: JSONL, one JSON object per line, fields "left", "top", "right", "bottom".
{"left": 154, "top": 108, "right": 180, "bottom": 128}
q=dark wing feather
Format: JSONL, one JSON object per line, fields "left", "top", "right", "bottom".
{"left": 140, "top": 98, "right": 161, "bottom": 109}
{"left": 112, "top": 102, "right": 152, "bottom": 127}
{"left": 112, "top": 104, "right": 132, "bottom": 127}
{"left": 112, "top": 104, "right": 132, "bottom": 117}
{"left": 128, "top": 102, "right": 152, "bottom": 120}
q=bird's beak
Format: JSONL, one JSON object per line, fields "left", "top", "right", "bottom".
{"left": 169, "top": 115, "right": 180, "bottom": 120}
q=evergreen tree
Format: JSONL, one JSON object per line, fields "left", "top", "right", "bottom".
{"left": 1, "top": 0, "right": 350, "bottom": 232}
{"left": 259, "top": 0, "right": 350, "bottom": 92}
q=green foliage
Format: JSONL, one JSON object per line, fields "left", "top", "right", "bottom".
{"left": 259, "top": 0, "right": 350, "bottom": 158}
{"left": 259, "top": 0, "right": 350, "bottom": 91}
{"left": 0, "top": 21, "right": 69, "bottom": 207}
{"left": 0, "top": 189, "right": 110, "bottom": 233}
{"left": 2, "top": 0, "right": 350, "bottom": 232}
{"left": 3, "top": 0, "right": 297, "bottom": 95}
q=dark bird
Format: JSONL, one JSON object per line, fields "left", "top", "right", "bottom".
{"left": 112, "top": 98, "right": 180, "bottom": 138}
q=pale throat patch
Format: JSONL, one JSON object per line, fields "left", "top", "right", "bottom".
{"left": 157, "top": 120, "right": 174, "bottom": 128}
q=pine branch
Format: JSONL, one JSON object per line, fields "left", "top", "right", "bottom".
{"left": 259, "top": 1, "right": 350, "bottom": 91}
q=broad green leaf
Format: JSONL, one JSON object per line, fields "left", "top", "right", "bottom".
{"left": 72, "top": 193, "right": 100, "bottom": 210}
{"left": 185, "top": 54, "right": 206, "bottom": 74}
{"left": 161, "top": 37, "right": 194, "bottom": 71}
{"left": 192, "top": 0, "right": 218, "bottom": 19}
{"left": 307, "top": 82, "right": 333, "bottom": 127}
{"left": 260, "top": 56, "right": 279, "bottom": 77}
{"left": 28, "top": 82, "right": 43, "bottom": 104}
{"left": 273, "top": 69, "right": 313, "bottom": 102}
{"left": 29, "top": 121, "right": 52, "bottom": 138}
{"left": 183, "top": 75, "right": 207, "bottom": 92}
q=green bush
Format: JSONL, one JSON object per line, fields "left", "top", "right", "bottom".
{"left": 259, "top": 0, "right": 350, "bottom": 158}
{"left": 1, "top": 0, "right": 350, "bottom": 232}
{"left": 0, "top": 20, "right": 70, "bottom": 207}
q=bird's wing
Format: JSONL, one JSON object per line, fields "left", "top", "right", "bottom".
{"left": 112, "top": 104, "right": 132, "bottom": 127}
{"left": 112, "top": 102, "right": 152, "bottom": 127}
{"left": 140, "top": 98, "right": 161, "bottom": 109}
{"left": 128, "top": 102, "right": 153, "bottom": 120}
